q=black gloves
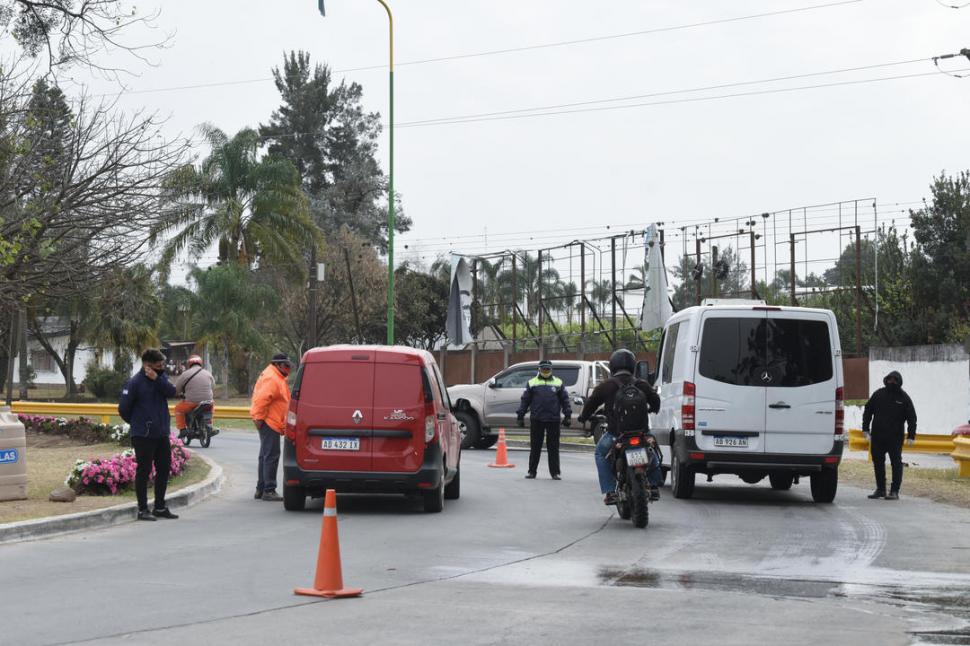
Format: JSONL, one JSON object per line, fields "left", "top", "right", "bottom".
{"left": 516, "top": 416, "right": 525, "bottom": 428}
{"left": 562, "top": 417, "right": 572, "bottom": 428}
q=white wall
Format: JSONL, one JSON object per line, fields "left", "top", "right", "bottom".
{"left": 868, "top": 345, "right": 970, "bottom": 435}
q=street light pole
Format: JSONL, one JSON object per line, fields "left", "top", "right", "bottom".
{"left": 318, "top": 0, "right": 395, "bottom": 345}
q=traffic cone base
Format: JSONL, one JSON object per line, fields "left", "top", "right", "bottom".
{"left": 294, "top": 489, "right": 363, "bottom": 599}
{"left": 488, "top": 427, "right": 515, "bottom": 468}
{"left": 294, "top": 586, "right": 363, "bottom": 599}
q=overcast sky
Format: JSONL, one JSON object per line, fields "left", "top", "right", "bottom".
{"left": 19, "top": 0, "right": 970, "bottom": 281}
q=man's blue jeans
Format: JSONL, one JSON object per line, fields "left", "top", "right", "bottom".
{"left": 595, "top": 432, "right": 662, "bottom": 494}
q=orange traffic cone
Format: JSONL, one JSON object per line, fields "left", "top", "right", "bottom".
{"left": 488, "top": 428, "right": 515, "bottom": 468}
{"left": 294, "top": 489, "right": 363, "bottom": 599}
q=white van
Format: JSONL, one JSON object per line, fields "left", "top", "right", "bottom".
{"left": 650, "top": 300, "right": 844, "bottom": 503}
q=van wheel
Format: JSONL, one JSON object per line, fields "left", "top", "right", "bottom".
{"left": 283, "top": 484, "right": 306, "bottom": 511}
{"left": 671, "top": 452, "right": 695, "bottom": 500}
{"left": 455, "top": 411, "right": 481, "bottom": 450}
{"left": 423, "top": 480, "right": 444, "bottom": 513}
{"left": 769, "top": 473, "right": 795, "bottom": 490}
{"left": 444, "top": 462, "right": 460, "bottom": 500}
{"left": 810, "top": 468, "right": 838, "bottom": 503}
{"left": 660, "top": 467, "right": 669, "bottom": 486}
{"left": 474, "top": 435, "right": 498, "bottom": 449}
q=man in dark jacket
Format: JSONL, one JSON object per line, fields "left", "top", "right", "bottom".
{"left": 517, "top": 360, "right": 572, "bottom": 480}
{"left": 863, "top": 370, "right": 917, "bottom": 501}
{"left": 579, "top": 349, "right": 661, "bottom": 504}
{"left": 119, "top": 349, "right": 179, "bottom": 521}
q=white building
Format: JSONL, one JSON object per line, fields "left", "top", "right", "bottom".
{"left": 10, "top": 318, "right": 138, "bottom": 388}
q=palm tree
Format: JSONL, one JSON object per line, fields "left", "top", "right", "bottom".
{"left": 590, "top": 279, "right": 613, "bottom": 314}
{"left": 152, "top": 125, "right": 317, "bottom": 276}
{"left": 625, "top": 262, "right": 650, "bottom": 290}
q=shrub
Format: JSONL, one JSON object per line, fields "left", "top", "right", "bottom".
{"left": 66, "top": 433, "right": 190, "bottom": 496}
{"left": 18, "top": 414, "right": 130, "bottom": 445}
{"left": 83, "top": 363, "right": 129, "bottom": 400}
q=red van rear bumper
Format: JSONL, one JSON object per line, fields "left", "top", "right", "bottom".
{"left": 283, "top": 439, "right": 446, "bottom": 496}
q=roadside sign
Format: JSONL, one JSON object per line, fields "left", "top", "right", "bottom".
{"left": 0, "top": 448, "right": 19, "bottom": 464}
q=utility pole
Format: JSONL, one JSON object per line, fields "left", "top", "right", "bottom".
{"left": 855, "top": 225, "right": 863, "bottom": 356}
{"left": 537, "top": 250, "right": 544, "bottom": 359}
{"left": 5, "top": 310, "right": 18, "bottom": 406}
{"left": 712, "top": 245, "right": 720, "bottom": 299}
{"left": 610, "top": 238, "right": 617, "bottom": 349}
{"left": 695, "top": 235, "right": 702, "bottom": 306}
{"left": 307, "top": 246, "right": 318, "bottom": 351}
{"left": 342, "top": 247, "right": 362, "bottom": 342}
{"left": 17, "top": 309, "right": 27, "bottom": 400}
{"left": 511, "top": 253, "right": 518, "bottom": 354}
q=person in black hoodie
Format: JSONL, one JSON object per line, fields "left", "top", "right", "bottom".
{"left": 862, "top": 370, "right": 917, "bottom": 501}
{"left": 119, "top": 349, "right": 179, "bottom": 521}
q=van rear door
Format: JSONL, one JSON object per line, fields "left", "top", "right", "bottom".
{"left": 763, "top": 312, "right": 838, "bottom": 454}
{"left": 296, "top": 356, "right": 375, "bottom": 472}
{"left": 694, "top": 311, "right": 767, "bottom": 453}
{"left": 371, "top": 352, "right": 427, "bottom": 473}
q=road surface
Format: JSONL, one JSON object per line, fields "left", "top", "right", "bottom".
{"left": 3, "top": 431, "right": 969, "bottom": 645}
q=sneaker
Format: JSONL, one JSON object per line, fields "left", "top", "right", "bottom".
{"left": 261, "top": 491, "right": 282, "bottom": 502}
{"left": 254, "top": 489, "right": 263, "bottom": 500}
{"left": 886, "top": 491, "right": 899, "bottom": 500}
{"left": 867, "top": 490, "right": 886, "bottom": 499}
{"left": 137, "top": 509, "right": 157, "bottom": 522}
{"left": 152, "top": 508, "right": 179, "bottom": 519}
{"left": 524, "top": 473, "right": 537, "bottom": 480}
{"left": 603, "top": 492, "right": 618, "bottom": 506}
{"left": 650, "top": 486, "right": 660, "bottom": 501}
{"left": 551, "top": 474, "right": 561, "bottom": 480}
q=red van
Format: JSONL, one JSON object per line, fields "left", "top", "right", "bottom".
{"left": 282, "top": 345, "right": 462, "bottom": 513}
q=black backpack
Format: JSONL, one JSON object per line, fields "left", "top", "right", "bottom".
{"left": 611, "top": 376, "right": 649, "bottom": 433}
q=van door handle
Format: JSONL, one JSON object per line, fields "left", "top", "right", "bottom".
{"left": 437, "top": 413, "right": 448, "bottom": 420}
{"left": 769, "top": 403, "right": 791, "bottom": 409}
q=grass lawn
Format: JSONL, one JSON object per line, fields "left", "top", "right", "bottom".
{"left": 0, "top": 436, "right": 211, "bottom": 524}
{"left": 840, "top": 458, "right": 970, "bottom": 508}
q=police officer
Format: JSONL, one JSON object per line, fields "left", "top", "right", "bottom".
{"left": 517, "top": 360, "right": 572, "bottom": 480}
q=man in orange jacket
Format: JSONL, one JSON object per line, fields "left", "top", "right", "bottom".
{"left": 250, "top": 353, "right": 293, "bottom": 502}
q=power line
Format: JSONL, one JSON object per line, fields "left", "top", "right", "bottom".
{"left": 395, "top": 57, "right": 931, "bottom": 126}
{"left": 396, "top": 68, "right": 969, "bottom": 128}
{"left": 102, "top": 1, "right": 863, "bottom": 98}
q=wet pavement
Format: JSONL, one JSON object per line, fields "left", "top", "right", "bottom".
{"left": 2, "top": 431, "right": 970, "bottom": 645}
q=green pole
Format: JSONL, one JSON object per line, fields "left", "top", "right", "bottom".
{"left": 387, "top": 67, "right": 395, "bottom": 345}
{"left": 379, "top": 0, "right": 395, "bottom": 345}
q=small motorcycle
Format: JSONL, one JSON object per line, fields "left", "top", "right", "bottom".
{"left": 593, "top": 415, "right": 655, "bottom": 528}
{"left": 178, "top": 401, "right": 219, "bottom": 448}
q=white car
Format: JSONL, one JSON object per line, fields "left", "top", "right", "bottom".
{"left": 650, "top": 300, "right": 845, "bottom": 503}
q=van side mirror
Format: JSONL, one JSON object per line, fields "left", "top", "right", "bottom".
{"left": 635, "top": 360, "right": 651, "bottom": 381}
{"left": 487, "top": 378, "right": 497, "bottom": 389}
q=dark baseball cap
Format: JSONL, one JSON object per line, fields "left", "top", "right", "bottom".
{"left": 538, "top": 360, "right": 553, "bottom": 370}
{"left": 271, "top": 352, "right": 292, "bottom": 366}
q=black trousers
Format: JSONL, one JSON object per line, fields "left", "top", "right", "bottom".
{"left": 132, "top": 435, "right": 171, "bottom": 512}
{"left": 528, "top": 420, "right": 561, "bottom": 476}
{"left": 257, "top": 423, "right": 281, "bottom": 493}
{"left": 871, "top": 433, "right": 904, "bottom": 493}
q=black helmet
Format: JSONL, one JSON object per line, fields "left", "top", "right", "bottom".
{"left": 608, "top": 349, "right": 636, "bottom": 375}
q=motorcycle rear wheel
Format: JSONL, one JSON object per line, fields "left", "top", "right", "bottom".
{"left": 200, "top": 427, "right": 211, "bottom": 448}
{"left": 630, "top": 473, "right": 649, "bottom": 528}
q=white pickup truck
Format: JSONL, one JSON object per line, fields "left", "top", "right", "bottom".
{"left": 447, "top": 360, "right": 610, "bottom": 449}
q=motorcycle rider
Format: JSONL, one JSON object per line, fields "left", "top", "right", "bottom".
{"left": 174, "top": 355, "right": 216, "bottom": 439}
{"left": 578, "top": 349, "right": 662, "bottom": 505}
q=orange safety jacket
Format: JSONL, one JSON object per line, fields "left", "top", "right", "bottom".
{"left": 249, "top": 364, "right": 291, "bottom": 434}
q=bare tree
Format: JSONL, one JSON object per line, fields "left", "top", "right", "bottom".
{"left": 0, "top": 0, "right": 169, "bottom": 78}
{"left": 0, "top": 72, "right": 190, "bottom": 310}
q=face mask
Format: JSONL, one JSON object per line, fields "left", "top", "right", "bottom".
{"left": 276, "top": 364, "right": 291, "bottom": 376}
{"left": 539, "top": 370, "right": 552, "bottom": 378}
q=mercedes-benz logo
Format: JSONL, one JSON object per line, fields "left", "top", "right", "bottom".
{"left": 352, "top": 410, "right": 363, "bottom": 425}
{"left": 761, "top": 371, "right": 773, "bottom": 384}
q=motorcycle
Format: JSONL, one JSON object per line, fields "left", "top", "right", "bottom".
{"left": 592, "top": 414, "right": 655, "bottom": 528}
{"left": 178, "top": 400, "right": 219, "bottom": 448}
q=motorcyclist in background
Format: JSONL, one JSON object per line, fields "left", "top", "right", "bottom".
{"left": 578, "top": 349, "right": 662, "bottom": 505}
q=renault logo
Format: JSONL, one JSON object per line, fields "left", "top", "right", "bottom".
{"left": 352, "top": 410, "right": 363, "bottom": 425}
{"left": 761, "top": 371, "right": 773, "bottom": 384}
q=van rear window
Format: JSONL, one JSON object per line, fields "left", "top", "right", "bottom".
{"left": 299, "top": 363, "right": 374, "bottom": 406}
{"left": 374, "top": 364, "right": 426, "bottom": 408}
{"left": 699, "top": 317, "right": 833, "bottom": 387}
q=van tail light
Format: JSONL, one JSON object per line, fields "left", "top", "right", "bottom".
{"left": 285, "top": 410, "right": 297, "bottom": 441}
{"left": 835, "top": 387, "right": 845, "bottom": 436}
{"left": 683, "top": 381, "right": 696, "bottom": 431}
{"left": 424, "top": 401, "right": 437, "bottom": 443}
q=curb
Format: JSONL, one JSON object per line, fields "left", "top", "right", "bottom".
{"left": 0, "top": 451, "right": 224, "bottom": 545}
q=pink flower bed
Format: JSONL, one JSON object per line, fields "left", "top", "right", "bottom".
{"left": 66, "top": 433, "right": 191, "bottom": 496}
